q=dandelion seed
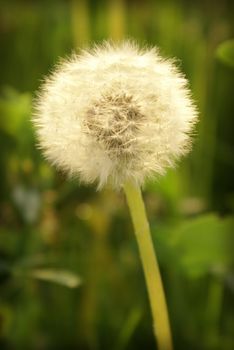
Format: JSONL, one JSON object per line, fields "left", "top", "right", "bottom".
{"left": 33, "top": 41, "right": 199, "bottom": 350}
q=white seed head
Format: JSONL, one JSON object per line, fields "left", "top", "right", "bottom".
{"left": 33, "top": 41, "right": 198, "bottom": 189}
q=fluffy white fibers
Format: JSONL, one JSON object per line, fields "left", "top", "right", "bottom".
{"left": 33, "top": 41, "right": 198, "bottom": 188}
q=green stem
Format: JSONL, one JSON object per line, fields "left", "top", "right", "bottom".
{"left": 123, "top": 181, "right": 173, "bottom": 350}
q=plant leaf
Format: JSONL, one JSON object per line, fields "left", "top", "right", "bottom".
{"left": 115, "top": 308, "right": 142, "bottom": 350}
{"left": 154, "top": 214, "right": 234, "bottom": 278}
{"left": 28, "top": 268, "right": 82, "bottom": 288}
{"left": 216, "top": 39, "right": 234, "bottom": 68}
{"left": 169, "top": 214, "right": 234, "bottom": 277}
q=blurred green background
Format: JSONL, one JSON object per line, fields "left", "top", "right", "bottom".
{"left": 0, "top": 0, "right": 233, "bottom": 349}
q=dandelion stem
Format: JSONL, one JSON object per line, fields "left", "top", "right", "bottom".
{"left": 123, "top": 181, "right": 173, "bottom": 350}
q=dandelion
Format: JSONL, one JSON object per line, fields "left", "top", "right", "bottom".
{"left": 33, "top": 41, "right": 198, "bottom": 350}
{"left": 33, "top": 41, "right": 197, "bottom": 189}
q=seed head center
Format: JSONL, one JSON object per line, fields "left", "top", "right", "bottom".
{"left": 85, "top": 93, "right": 144, "bottom": 155}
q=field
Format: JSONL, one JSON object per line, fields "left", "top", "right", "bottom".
{"left": 0, "top": 1, "right": 233, "bottom": 349}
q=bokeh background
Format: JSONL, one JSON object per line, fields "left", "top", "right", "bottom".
{"left": 0, "top": 0, "right": 234, "bottom": 349}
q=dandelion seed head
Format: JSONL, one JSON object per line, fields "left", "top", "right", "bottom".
{"left": 33, "top": 41, "right": 198, "bottom": 188}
